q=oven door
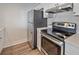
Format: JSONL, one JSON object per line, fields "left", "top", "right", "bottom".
{"left": 41, "top": 34, "right": 64, "bottom": 55}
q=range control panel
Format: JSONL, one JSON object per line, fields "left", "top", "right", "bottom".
{"left": 53, "top": 22, "right": 76, "bottom": 29}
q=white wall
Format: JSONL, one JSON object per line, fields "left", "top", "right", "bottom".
{"left": 0, "top": 3, "right": 39, "bottom": 48}
{"left": 3, "top": 5, "right": 27, "bottom": 47}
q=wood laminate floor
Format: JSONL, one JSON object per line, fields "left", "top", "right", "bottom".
{"left": 1, "top": 42, "right": 41, "bottom": 55}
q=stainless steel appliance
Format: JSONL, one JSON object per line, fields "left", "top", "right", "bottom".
{"left": 41, "top": 22, "right": 76, "bottom": 55}
{"left": 27, "top": 10, "right": 47, "bottom": 49}
{"left": 46, "top": 3, "right": 73, "bottom": 13}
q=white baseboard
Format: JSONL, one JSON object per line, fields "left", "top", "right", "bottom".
{"left": 3, "top": 38, "right": 28, "bottom": 48}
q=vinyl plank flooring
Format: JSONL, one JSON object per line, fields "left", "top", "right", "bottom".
{"left": 1, "top": 42, "right": 41, "bottom": 55}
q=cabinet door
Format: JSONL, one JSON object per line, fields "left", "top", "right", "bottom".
{"left": 65, "top": 42, "right": 79, "bottom": 55}
{"left": 73, "top": 3, "right": 79, "bottom": 15}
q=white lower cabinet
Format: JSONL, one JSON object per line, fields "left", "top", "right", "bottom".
{"left": 0, "top": 28, "right": 5, "bottom": 53}
{"left": 65, "top": 42, "right": 79, "bottom": 55}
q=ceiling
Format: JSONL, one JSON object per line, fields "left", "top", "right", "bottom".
{"left": 0, "top": 3, "right": 40, "bottom": 10}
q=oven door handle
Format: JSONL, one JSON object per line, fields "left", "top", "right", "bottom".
{"left": 41, "top": 33, "right": 64, "bottom": 46}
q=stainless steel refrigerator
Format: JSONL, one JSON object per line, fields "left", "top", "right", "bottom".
{"left": 27, "top": 10, "right": 47, "bottom": 49}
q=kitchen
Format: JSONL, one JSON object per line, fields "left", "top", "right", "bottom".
{"left": 0, "top": 3, "right": 79, "bottom": 55}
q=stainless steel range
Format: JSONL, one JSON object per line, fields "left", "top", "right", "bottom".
{"left": 41, "top": 22, "right": 76, "bottom": 55}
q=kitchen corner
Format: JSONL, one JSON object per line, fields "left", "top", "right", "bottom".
{"left": 0, "top": 3, "right": 79, "bottom": 55}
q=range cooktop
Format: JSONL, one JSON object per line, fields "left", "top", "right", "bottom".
{"left": 41, "top": 28, "right": 74, "bottom": 41}
{"left": 41, "top": 22, "right": 76, "bottom": 41}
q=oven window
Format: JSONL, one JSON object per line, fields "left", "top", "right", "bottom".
{"left": 41, "top": 36, "right": 61, "bottom": 55}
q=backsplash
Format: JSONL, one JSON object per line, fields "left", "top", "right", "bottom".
{"left": 47, "top": 11, "right": 79, "bottom": 33}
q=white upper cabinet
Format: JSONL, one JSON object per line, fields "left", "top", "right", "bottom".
{"left": 43, "top": 3, "right": 56, "bottom": 18}
{"left": 73, "top": 3, "right": 79, "bottom": 15}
